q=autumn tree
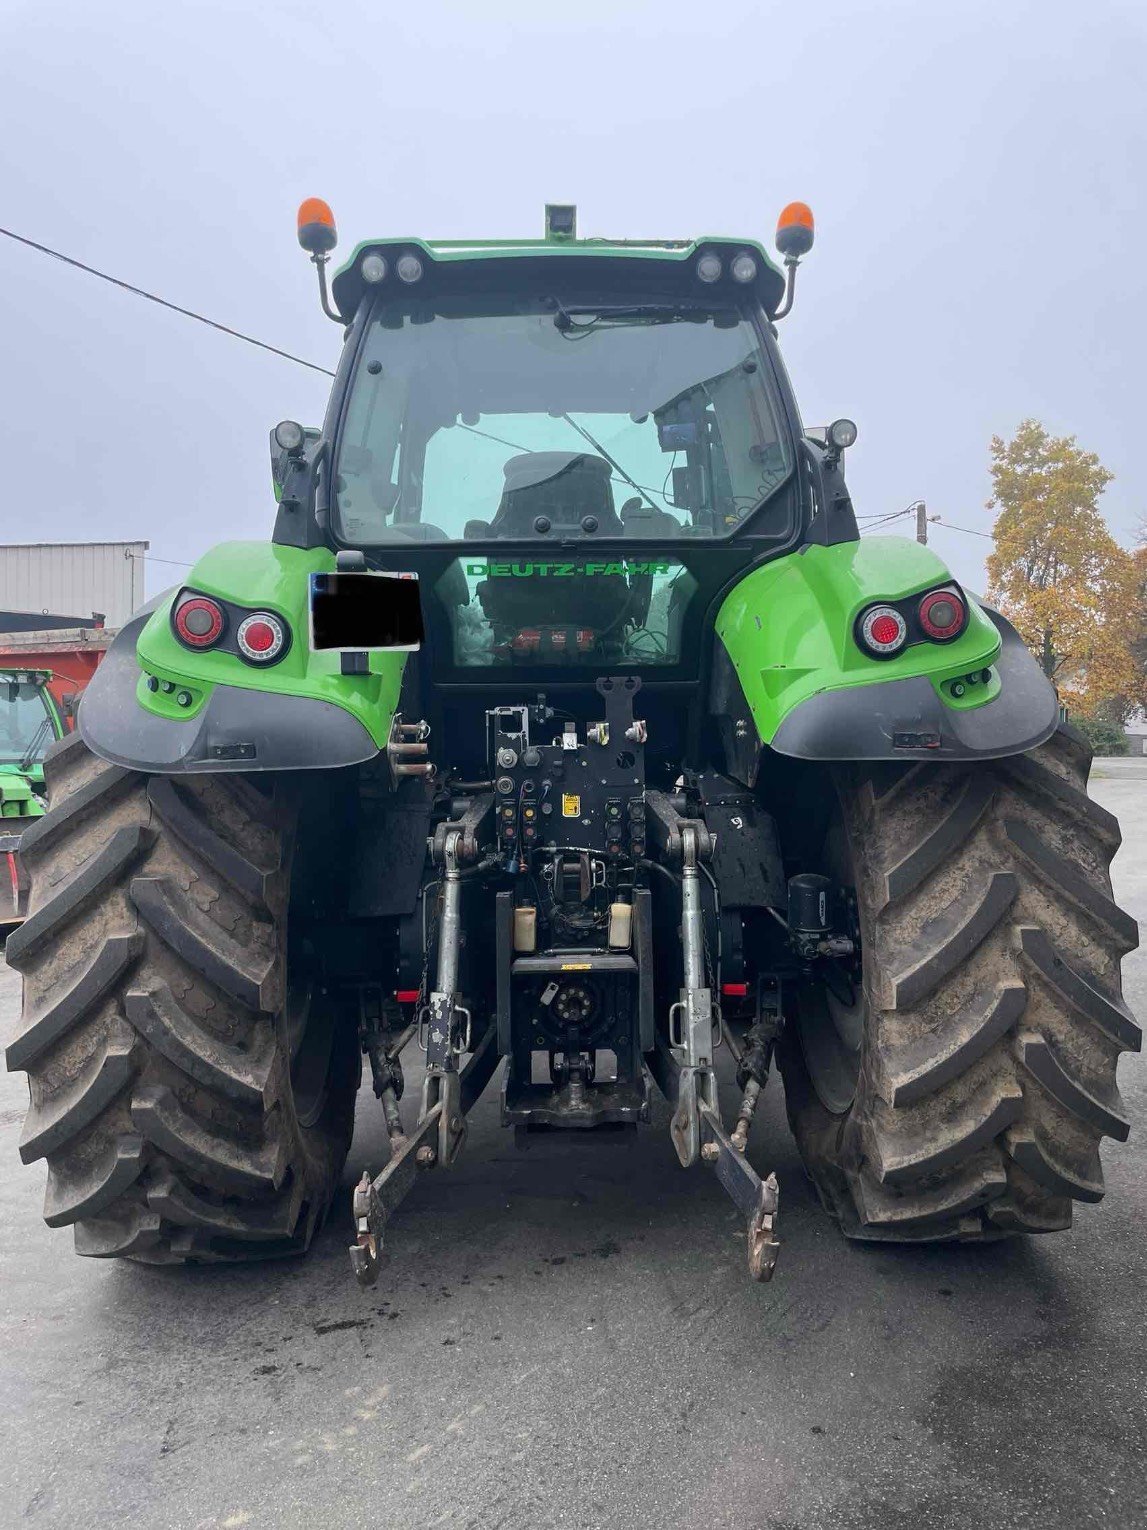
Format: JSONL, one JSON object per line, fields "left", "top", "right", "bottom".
{"left": 985, "top": 419, "right": 1138, "bottom": 721}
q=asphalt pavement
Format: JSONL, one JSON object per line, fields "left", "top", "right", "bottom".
{"left": 1, "top": 762, "right": 1145, "bottom": 1530}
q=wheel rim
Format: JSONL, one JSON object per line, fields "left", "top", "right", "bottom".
{"left": 794, "top": 813, "right": 866, "bottom": 1115}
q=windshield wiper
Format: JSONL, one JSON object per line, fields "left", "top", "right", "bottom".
{"left": 551, "top": 300, "right": 702, "bottom": 338}
{"left": 19, "top": 715, "right": 52, "bottom": 772}
{"left": 560, "top": 413, "right": 662, "bottom": 519}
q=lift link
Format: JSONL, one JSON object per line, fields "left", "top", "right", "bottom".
{"left": 349, "top": 824, "right": 502, "bottom": 1287}
{"left": 646, "top": 801, "right": 782, "bottom": 1279}
{"left": 668, "top": 824, "right": 718, "bottom": 1168}
{"left": 419, "top": 829, "right": 469, "bottom": 1168}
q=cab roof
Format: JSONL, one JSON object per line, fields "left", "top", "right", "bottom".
{"left": 330, "top": 234, "right": 786, "bottom": 323}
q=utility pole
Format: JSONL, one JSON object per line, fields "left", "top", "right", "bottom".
{"left": 915, "top": 501, "right": 928, "bottom": 544}
{"left": 1041, "top": 626, "right": 1056, "bottom": 679}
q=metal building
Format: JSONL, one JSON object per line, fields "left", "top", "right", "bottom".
{"left": 0, "top": 541, "right": 148, "bottom": 629}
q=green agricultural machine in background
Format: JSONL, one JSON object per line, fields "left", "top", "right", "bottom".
{"left": 0, "top": 669, "right": 64, "bottom": 928}
{"left": 6, "top": 201, "right": 1139, "bottom": 1279}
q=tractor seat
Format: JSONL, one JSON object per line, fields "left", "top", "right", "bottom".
{"left": 489, "top": 452, "right": 623, "bottom": 537}
{"left": 476, "top": 454, "right": 630, "bottom": 642}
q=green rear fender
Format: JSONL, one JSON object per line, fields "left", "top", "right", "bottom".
{"left": 78, "top": 543, "right": 406, "bottom": 775}
{"left": 716, "top": 539, "right": 1058, "bottom": 762}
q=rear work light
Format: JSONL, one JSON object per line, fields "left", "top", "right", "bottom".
{"left": 236, "top": 612, "right": 287, "bottom": 664}
{"left": 918, "top": 587, "right": 967, "bottom": 641}
{"left": 857, "top": 605, "right": 908, "bottom": 657}
{"left": 173, "top": 595, "right": 225, "bottom": 650}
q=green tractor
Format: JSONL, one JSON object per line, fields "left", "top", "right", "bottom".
{"left": 7, "top": 201, "right": 1138, "bottom": 1277}
{"left": 0, "top": 669, "right": 65, "bottom": 928}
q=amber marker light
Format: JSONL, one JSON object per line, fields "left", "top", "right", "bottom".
{"left": 775, "top": 201, "right": 815, "bottom": 260}
{"left": 773, "top": 202, "right": 815, "bottom": 319}
{"left": 297, "top": 197, "right": 338, "bottom": 255}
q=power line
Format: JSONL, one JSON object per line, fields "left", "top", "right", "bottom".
{"left": 0, "top": 226, "right": 337, "bottom": 378}
{"left": 932, "top": 518, "right": 994, "bottom": 540}
{"left": 126, "top": 551, "right": 194, "bottom": 568}
{"left": 857, "top": 500, "right": 925, "bottom": 528}
{"left": 859, "top": 506, "right": 917, "bottom": 529}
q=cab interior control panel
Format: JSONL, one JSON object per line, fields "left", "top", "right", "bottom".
{"left": 486, "top": 676, "right": 647, "bottom": 864}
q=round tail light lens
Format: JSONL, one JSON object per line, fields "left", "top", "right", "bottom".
{"left": 173, "top": 595, "right": 224, "bottom": 649}
{"left": 919, "top": 588, "right": 967, "bottom": 641}
{"left": 858, "top": 605, "right": 908, "bottom": 656}
{"left": 236, "top": 612, "right": 287, "bottom": 663}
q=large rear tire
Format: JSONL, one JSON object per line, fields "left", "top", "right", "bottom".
{"left": 4, "top": 732, "right": 359, "bottom": 1263}
{"left": 780, "top": 724, "right": 1140, "bottom": 1241}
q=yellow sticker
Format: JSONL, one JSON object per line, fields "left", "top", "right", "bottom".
{"left": 562, "top": 793, "right": 582, "bottom": 817}
{"left": 561, "top": 962, "right": 592, "bottom": 971}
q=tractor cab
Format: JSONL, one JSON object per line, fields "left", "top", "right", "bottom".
{"left": 275, "top": 203, "right": 850, "bottom": 705}
{"left": 329, "top": 282, "right": 799, "bottom": 678}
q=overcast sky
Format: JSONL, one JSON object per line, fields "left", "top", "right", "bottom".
{"left": 1, "top": 0, "right": 1143, "bottom": 599}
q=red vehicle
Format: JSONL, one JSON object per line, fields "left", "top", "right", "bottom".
{"left": 0, "top": 620, "right": 114, "bottom": 723}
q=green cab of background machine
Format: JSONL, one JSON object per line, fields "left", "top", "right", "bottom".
{"left": 0, "top": 669, "right": 63, "bottom": 818}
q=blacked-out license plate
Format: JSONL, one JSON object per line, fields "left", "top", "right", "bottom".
{"left": 308, "top": 572, "right": 425, "bottom": 652}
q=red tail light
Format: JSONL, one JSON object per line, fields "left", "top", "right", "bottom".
{"left": 918, "top": 588, "right": 967, "bottom": 641}
{"left": 173, "top": 595, "right": 224, "bottom": 649}
{"left": 236, "top": 612, "right": 287, "bottom": 664}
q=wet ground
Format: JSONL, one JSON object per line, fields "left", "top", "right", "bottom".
{"left": 1, "top": 761, "right": 1144, "bottom": 1529}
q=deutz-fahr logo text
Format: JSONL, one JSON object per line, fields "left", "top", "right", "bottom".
{"left": 465, "top": 562, "right": 672, "bottom": 578}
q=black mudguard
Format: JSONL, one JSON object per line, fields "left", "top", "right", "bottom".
{"left": 79, "top": 601, "right": 380, "bottom": 775}
{"left": 769, "top": 604, "right": 1060, "bottom": 763}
